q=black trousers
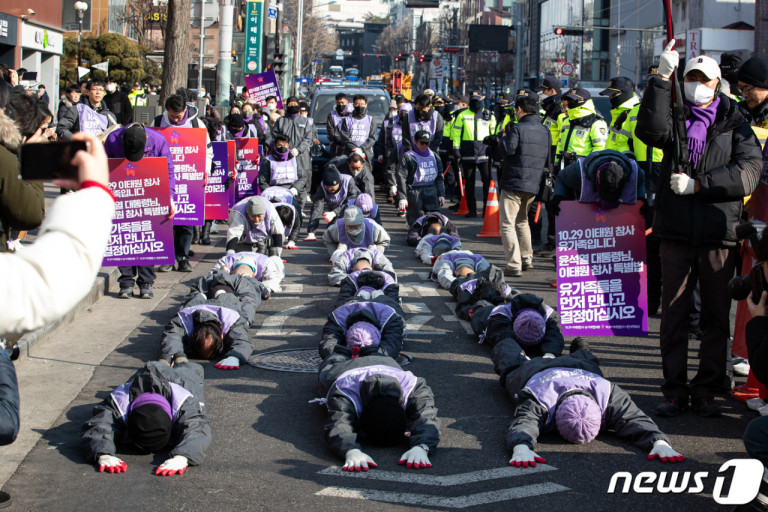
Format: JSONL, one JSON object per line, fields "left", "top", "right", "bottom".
{"left": 118, "top": 266, "right": 156, "bottom": 287}
{"left": 528, "top": 201, "right": 542, "bottom": 244}
{"left": 174, "top": 225, "right": 194, "bottom": 262}
{"left": 659, "top": 241, "right": 736, "bottom": 399}
{"left": 463, "top": 160, "right": 489, "bottom": 214}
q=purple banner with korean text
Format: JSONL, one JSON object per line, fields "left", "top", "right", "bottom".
{"left": 555, "top": 202, "right": 648, "bottom": 337}
{"left": 105, "top": 158, "right": 175, "bottom": 266}
{"left": 244, "top": 70, "right": 283, "bottom": 109}
{"left": 155, "top": 127, "right": 207, "bottom": 226}
{"left": 206, "top": 141, "right": 234, "bottom": 220}
{"left": 235, "top": 137, "right": 261, "bottom": 201}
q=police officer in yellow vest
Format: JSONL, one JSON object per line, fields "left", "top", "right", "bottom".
{"left": 537, "top": 78, "right": 564, "bottom": 162}
{"left": 600, "top": 77, "right": 640, "bottom": 153}
{"left": 737, "top": 56, "right": 768, "bottom": 150}
{"left": 128, "top": 82, "right": 148, "bottom": 107}
{"left": 451, "top": 91, "right": 497, "bottom": 217}
{"left": 555, "top": 88, "right": 608, "bottom": 168}
{"left": 445, "top": 96, "right": 469, "bottom": 209}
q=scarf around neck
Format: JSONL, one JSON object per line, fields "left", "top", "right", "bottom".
{"left": 685, "top": 97, "right": 720, "bottom": 171}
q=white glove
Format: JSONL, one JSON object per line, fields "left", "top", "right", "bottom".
{"left": 398, "top": 200, "right": 408, "bottom": 212}
{"left": 214, "top": 355, "right": 240, "bottom": 370}
{"left": 304, "top": 232, "right": 317, "bottom": 241}
{"left": 438, "top": 197, "right": 445, "bottom": 207}
{"left": 670, "top": 173, "right": 695, "bottom": 195}
{"left": 289, "top": 187, "right": 298, "bottom": 197}
{"left": 509, "top": 444, "right": 547, "bottom": 468}
{"left": 98, "top": 454, "right": 127, "bottom": 474}
{"left": 342, "top": 448, "right": 377, "bottom": 472}
{"left": 543, "top": 353, "right": 555, "bottom": 359}
{"left": 226, "top": 249, "right": 235, "bottom": 255}
{"left": 657, "top": 39, "right": 679, "bottom": 79}
{"left": 286, "top": 240, "right": 297, "bottom": 249}
{"left": 371, "top": 290, "right": 385, "bottom": 299}
{"left": 290, "top": 148, "right": 299, "bottom": 157}
{"left": 155, "top": 455, "right": 188, "bottom": 476}
{"left": 389, "top": 186, "right": 397, "bottom": 196}
{"left": 323, "top": 212, "right": 337, "bottom": 223}
{"left": 357, "top": 290, "right": 372, "bottom": 300}
{"left": 398, "top": 445, "right": 432, "bottom": 469}
{"left": 336, "top": 243, "right": 348, "bottom": 253}
{"left": 352, "top": 148, "right": 366, "bottom": 160}
{"left": 648, "top": 440, "right": 685, "bottom": 463}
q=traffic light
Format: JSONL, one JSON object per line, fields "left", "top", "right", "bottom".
{"left": 419, "top": 53, "right": 425, "bottom": 63}
{"left": 271, "top": 53, "right": 285, "bottom": 75}
{"left": 554, "top": 27, "right": 585, "bottom": 36}
{"left": 231, "top": 49, "right": 237, "bottom": 63}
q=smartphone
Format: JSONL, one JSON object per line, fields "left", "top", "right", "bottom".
{"left": 20, "top": 141, "right": 87, "bottom": 181}
{"left": 21, "top": 71, "right": 37, "bottom": 82}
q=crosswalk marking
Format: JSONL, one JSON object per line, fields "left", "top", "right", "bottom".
{"left": 256, "top": 305, "right": 313, "bottom": 337}
{"left": 317, "top": 465, "right": 557, "bottom": 486}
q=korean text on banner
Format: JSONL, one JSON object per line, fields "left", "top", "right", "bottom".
{"left": 227, "top": 140, "right": 238, "bottom": 208}
{"left": 235, "top": 137, "right": 261, "bottom": 201}
{"left": 207, "top": 141, "right": 233, "bottom": 220}
{"left": 245, "top": 70, "right": 283, "bottom": 109}
{"left": 105, "top": 157, "right": 175, "bottom": 266}
{"left": 555, "top": 202, "right": 648, "bottom": 337}
{"left": 154, "top": 127, "right": 207, "bottom": 226}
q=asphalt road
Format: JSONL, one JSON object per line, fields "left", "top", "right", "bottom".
{"left": 1, "top": 188, "right": 757, "bottom": 511}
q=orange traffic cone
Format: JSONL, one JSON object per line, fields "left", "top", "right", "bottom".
{"left": 452, "top": 169, "right": 470, "bottom": 216}
{"left": 732, "top": 369, "right": 767, "bottom": 402}
{"left": 476, "top": 180, "right": 501, "bottom": 238}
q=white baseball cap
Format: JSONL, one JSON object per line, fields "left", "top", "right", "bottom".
{"left": 683, "top": 55, "right": 721, "bottom": 80}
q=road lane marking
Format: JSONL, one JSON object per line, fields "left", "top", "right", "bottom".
{"left": 402, "top": 302, "right": 430, "bottom": 314}
{"left": 256, "top": 305, "right": 313, "bottom": 336}
{"left": 317, "top": 464, "right": 558, "bottom": 486}
{"left": 316, "top": 482, "right": 569, "bottom": 508}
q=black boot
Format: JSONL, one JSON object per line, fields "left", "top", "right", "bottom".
{"left": 201, "top": 220, "right": 212, "bottom": 245}
{"left": 191, "top": 226, "right": 201, "bottom": 245}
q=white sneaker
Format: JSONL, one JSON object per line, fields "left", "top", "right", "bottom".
{"left": 747, "top": 398, "right": 766, "bottom": 411}
{"left": 733, "top": 359, "right": 751, "bottom": 377}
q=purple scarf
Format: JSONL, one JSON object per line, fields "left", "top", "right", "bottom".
{"left": 413, "top": 146, "right": 431, "bottom": 158}
{"left": 685, "top": 97, "right": 720, "bottom": 171}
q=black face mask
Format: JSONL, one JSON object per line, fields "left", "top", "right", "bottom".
{"left": 335, "top": 104, "right": 346, "bottom": 114}
{"left": 469, "top": 99, "right": 482, "bottom": 111}
{"left": 609, "top": 90, "right": 634, "bottom": 109}
{"left": 416, "top": 108, "right": 431, "bottom": 121}
{"left": 286, "top": 105, "right": 300, "bottom": 115}
{"left": 354, "top": 106, "right": 366, "bottom": 116}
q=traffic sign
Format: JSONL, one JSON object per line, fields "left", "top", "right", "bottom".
{"left": 561, "top": 62, "right": 574, "bottom": 76}
{"left": 433, "top": 57, "right": 441, "bottom": 67}
{"left": 311, "top": 58, "right": 323, "bottom": 64}
{"left": 267, "top": 7, "right": 277, "bottom": 19}
{"left": 294, "top": 78, "right": 311, "bottom": 83}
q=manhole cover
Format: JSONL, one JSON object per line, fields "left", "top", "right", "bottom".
{"left": 249, "top": 349, "right": 412, "bottom": 372}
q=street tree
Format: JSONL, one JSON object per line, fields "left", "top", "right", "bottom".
{"left": 161, "top": 0, "right": 192, "bottom": 103}
{"left": 376, "top": 17, "right": 412, "bottom": 68}
{"left": 282, "top": 0, "right": 338, "bottom": 75}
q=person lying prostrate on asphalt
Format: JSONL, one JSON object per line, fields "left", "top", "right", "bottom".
{"left": 81, "top": 361, "right": 211, "bottom": 477}
{"left": 406, "top": 212, "right": 459, "bottom": 247}
{"left": 336, "top": 269, "right": 401, "bottom": 308}
{"left": 323, "top": 206, "right": 390, "bottom": 257}
{"left": 160, "top": 295, "right": 251, "bottom": 370}
{"left": 452, "top": 274, "right": 518, "bottom": 322}
{"left": 212, "top": 252, "right": 285, "bottom": 293}
{"left": 183, "top": 268, "right": 268, "bottom": 326}
{"left": 342, "top": 193, "right": 381, "bottom": 226}
{"left": 306, "top": 167, "right": 359, "bottom": 241}
{"left": 319, "top": 296, "right": 405, "bottom": 359}
{"left": 493, "top": 342, "right": 684, "bottom": 467}
{"left": 227, "top": 195, "right": 285, "bottom": 256}
{"left": 431, "top": 250, "right": 491, "bottom": 290}
{"left": 470, "top": 293, "right": 565, "bottom": 358}
{"left": 328, "top": 248, "right": 396, "bottom": 287}
{"left": 316, "top": 353, "right": 440, "bottom": 471}
{"left": 415, "top": 234, "right": 462, "bottom": 265}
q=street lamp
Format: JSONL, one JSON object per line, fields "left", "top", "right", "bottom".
{"left": 293, "top": 0, "right": 337, "bottom": 94}
{"left": 74, "top": 1, "right": 88, "bottom": 69}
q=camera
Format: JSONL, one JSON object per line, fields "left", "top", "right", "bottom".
{"left": 728, "top": 221, "right": 768, "bottom": 303}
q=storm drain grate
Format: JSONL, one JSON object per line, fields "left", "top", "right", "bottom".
{"left": 249, "top": 349, "right": 412, "bottom": 372}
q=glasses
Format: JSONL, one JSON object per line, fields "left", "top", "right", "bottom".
{"left": 90, "top": 88, "right": 105, "bottom": 93}
{"left": 741, "top": 84, "right": 756, "bottom": 96}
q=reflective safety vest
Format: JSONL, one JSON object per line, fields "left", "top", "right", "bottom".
{"left": 623, "top": 104, "right": 663, "bottom": 163}
{"left": 605, "top": 95, "right": 640, "bottom": 152}
{"left": 542, "top": 112, "right": 565, "bottom": 149}
{"left": 555, "top": 101, "right": 608, "bottom": 162}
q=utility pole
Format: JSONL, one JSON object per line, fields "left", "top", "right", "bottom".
{"left": 198, "top": 24, "right": 206, "bottom": 90}
{"left": 292, "top": 0, "right": 304, "bottom": 95}
{"left": 514, "top": 0, "right": 524, "bottom": 89}
{"left": 614, "top": 0, "right": 621, "bottom": 76}
{"left": 217, "top": 0, "right": 234, "bottom": 106}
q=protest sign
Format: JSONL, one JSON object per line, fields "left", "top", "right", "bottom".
{"left": 154, "top": 127, "right": 207, "bottom": 226}
{"left": 235, "top": 137, "right": 261, "bottom": 201}
{"left": 556, "top": 202, "right": 648, "bottom": 337}
{"left": 105, "top": 158, "right": 174, "bottom": 266}
{"left": 206, "top": 142, "right": 234, "bottom": 220}
{"left": 245, "top": 70, "right": 283, "bottom": 109}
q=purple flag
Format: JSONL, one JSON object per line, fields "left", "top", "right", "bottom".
{"left": 555, "top": 202, "right": 648, "bottom": 337}
{"left": 245, "top": 71, "right": 283, "bottom": 109}
{"left": 104, "top": 158, "right": 175, "bottom": 266}
{"left": 206, "top": 142, "right": 234, "bottom": 220}
{"left": 154, "top": 127, "right": 207, "bottom": 226}
{"left": 235, "top": 138, "right": 261, "bottom": 201}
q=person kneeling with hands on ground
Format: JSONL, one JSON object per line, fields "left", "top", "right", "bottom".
{"left": 81, "top": 361, "right": 210, "bottom": 476}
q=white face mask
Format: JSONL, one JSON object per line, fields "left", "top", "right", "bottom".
{"left": 537, "top": 91, "right": 546, "bottom": 102}
{"left": 347, "top": 227, "right": 363, "bottom": 237}
{"left": 267, "top": 103, "right": 277, "bottom": 111}
{"left": 684, "top": 81, "right": 716, "bottom": 106}
{"left": 106, "top": 83, "right": 116, "bottom": 93}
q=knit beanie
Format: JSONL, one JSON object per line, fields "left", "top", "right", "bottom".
{"left": 512, "top": 308, "right": 546, "bottom": 346}
{"left": 355, "top": 194, "right": 374, "bottom": 215}
{"left": 323, "top": 167, "right": 342, "bottom": 187}
{"left": 246, "top": 196, "right": 267, "bottom": 215}
{"left": 344, "top": 205, "right": 364, "bottom": 226}
{"left": 555, "top": 394, "right": 602, "bottom": 444}
{"left": 738, "top": 56, "right": 768, "bottom": 90}
{"left": 346, "top": 321, "right": 382, "bottom": 348}
{"left": 128, "top": 393, "right": 173, "bottom": 453}
{"left": 360, "top": 395, "right": 407, "bottom": 446}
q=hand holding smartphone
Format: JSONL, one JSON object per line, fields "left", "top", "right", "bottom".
{"left": 20, "top": 140, "right": 88, "bottom": 181}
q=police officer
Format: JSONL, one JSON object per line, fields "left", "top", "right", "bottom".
{"left": 451, "top": 92, "right": 497, "bottom": 218}
{"left": 599, "top": 77, "right": 640, "bottom": 152}
{"left": 398, "top": 130, "right": 445, "bottom": 226}
{"left": 555, "top": 88, "right": 608, "bottom": 168}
